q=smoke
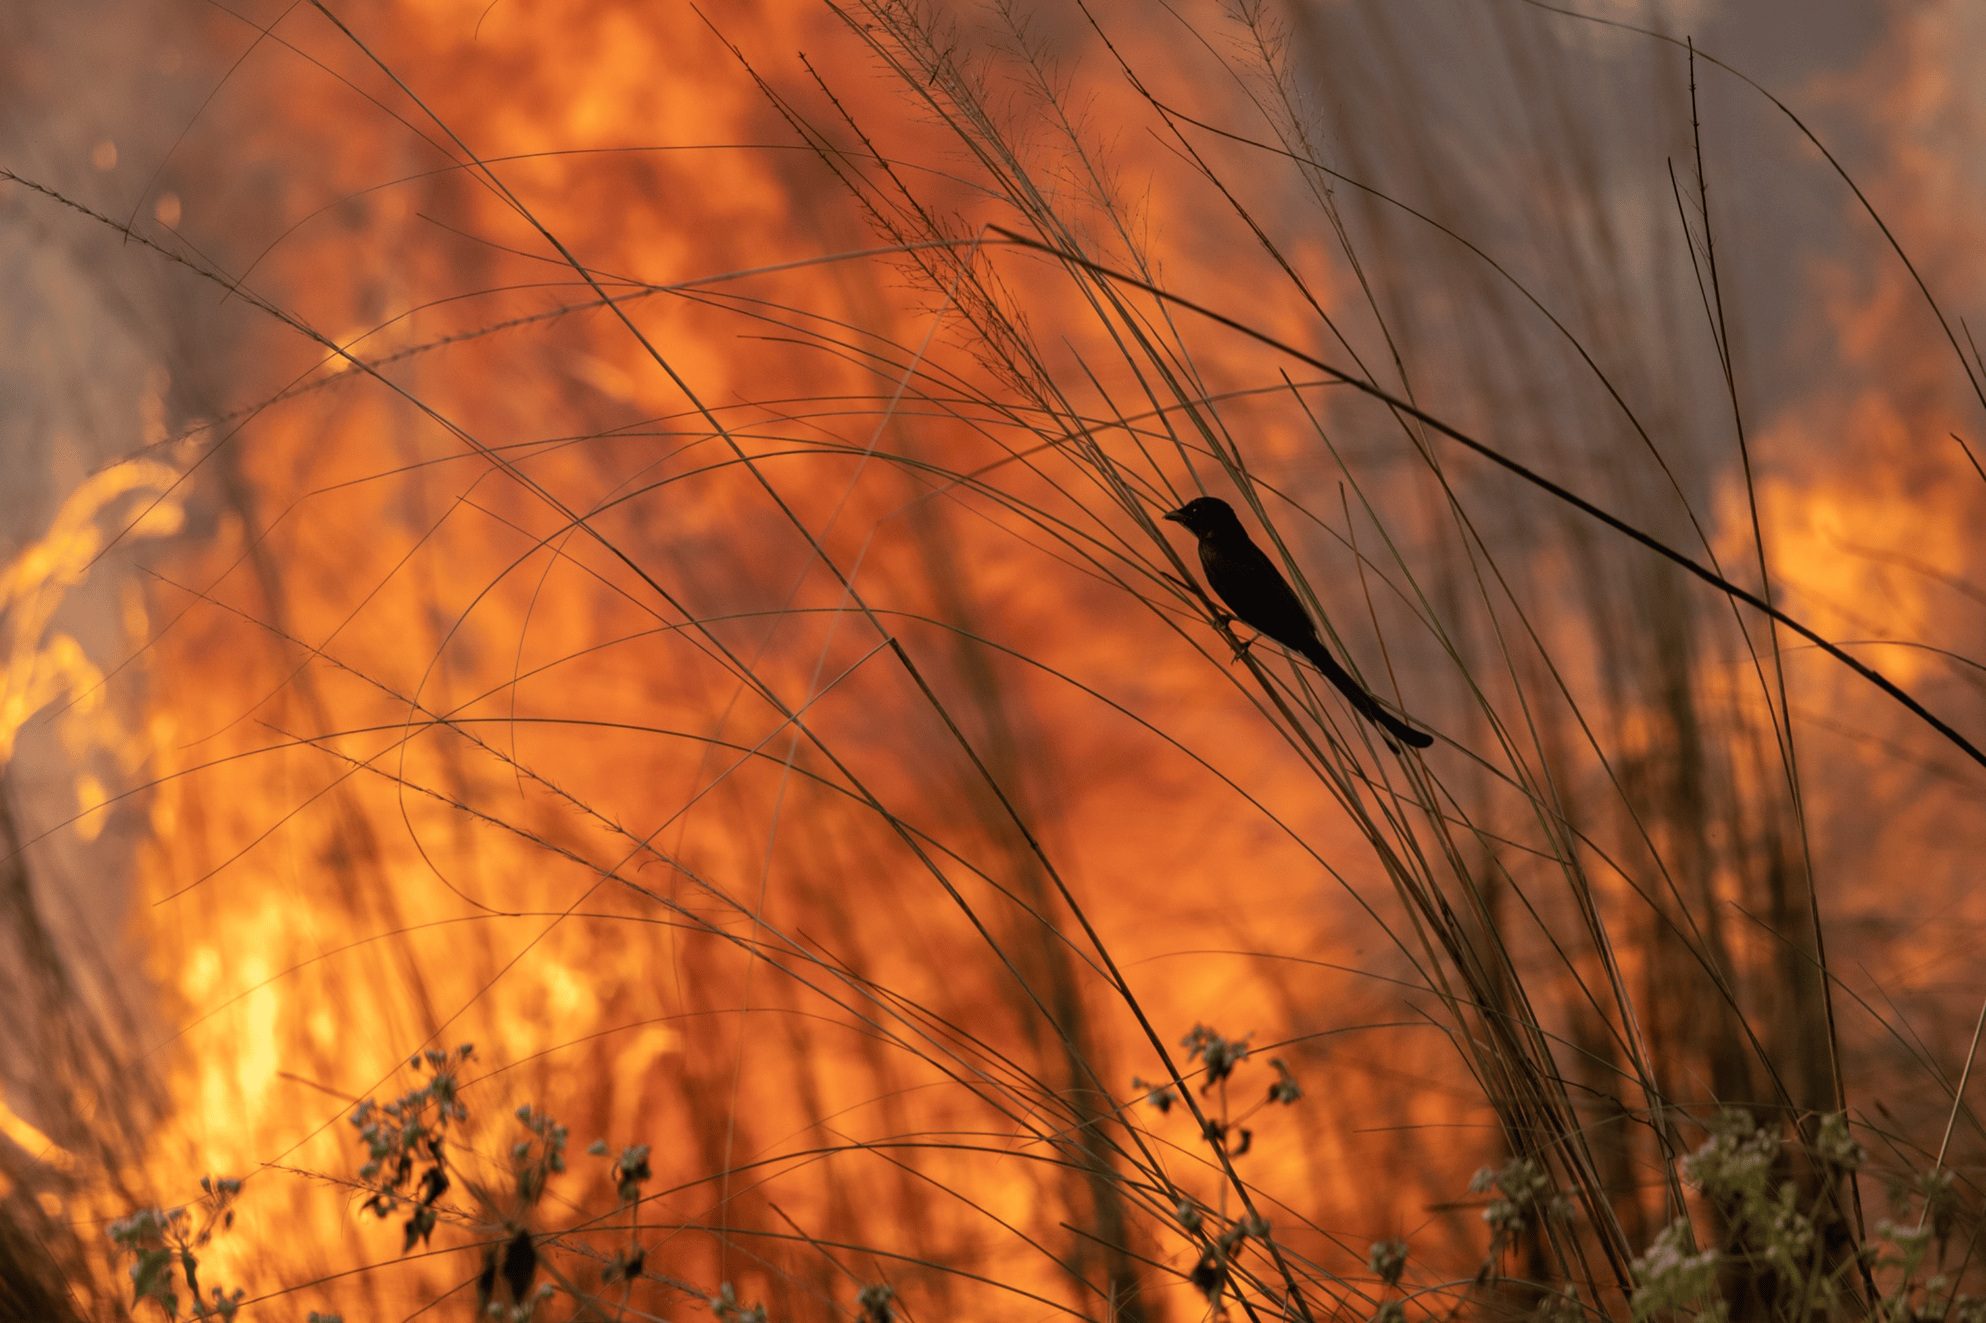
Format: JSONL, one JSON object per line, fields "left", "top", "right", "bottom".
{"left": 7, "top": 1, "right": 1984, "bottom": 1317}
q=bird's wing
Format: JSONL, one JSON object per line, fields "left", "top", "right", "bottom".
{"left": 1201, "top": 534, "right": 1324, "bottom": 655}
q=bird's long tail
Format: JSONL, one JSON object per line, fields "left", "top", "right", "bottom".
{"left": 1299, "top": 640, "right": 1435, "bottom": 749}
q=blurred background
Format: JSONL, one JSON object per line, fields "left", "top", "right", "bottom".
{"left": 2, "top": 0, "right": 1983, "bottom": 1318}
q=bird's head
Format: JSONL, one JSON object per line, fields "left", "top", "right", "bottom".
{"left": 1162, "top": 496, "right": 1244, "bottom": 540}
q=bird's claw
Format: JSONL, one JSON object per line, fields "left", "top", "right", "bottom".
{"left": 1215, "top": 617, "right": 1259, "bottom": 666}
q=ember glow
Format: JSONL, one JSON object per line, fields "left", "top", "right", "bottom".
{"left": 4, "top": 2, "right": 1985, "bottom": 1320}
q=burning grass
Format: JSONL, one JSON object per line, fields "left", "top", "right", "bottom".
{"left": 4, "top": 1, "right": 1986, "bottom": 1319}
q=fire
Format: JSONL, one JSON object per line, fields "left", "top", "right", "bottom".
{"left": 0, "top": 459, "right": 182, "bottom": 766}
{"left": 6, "top": 2, "right": 1986, "bottom": 1320}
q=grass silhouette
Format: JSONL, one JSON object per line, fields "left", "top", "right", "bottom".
{"left": 3, "top": 2, "right": 1985, "bottom": 1320}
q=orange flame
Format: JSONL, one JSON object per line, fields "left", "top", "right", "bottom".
{"left": 9, "top": 2, "right": 1986, "bottom": 1320}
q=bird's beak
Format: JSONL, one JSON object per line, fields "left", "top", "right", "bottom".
{"left": 1161, "top": 507, "right": 1186, "bottom": 524}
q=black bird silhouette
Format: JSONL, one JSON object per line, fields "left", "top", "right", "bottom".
{"left": 1164, "top": 496, "right": 1434, "bottom": 749}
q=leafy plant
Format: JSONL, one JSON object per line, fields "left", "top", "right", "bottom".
{"left": 106, "top": 1177, "right": 242, "bottom": 1321}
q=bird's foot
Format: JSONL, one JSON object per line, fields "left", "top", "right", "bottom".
{"left": 1215, "top": 616, "right": 1259, "bottom": 665}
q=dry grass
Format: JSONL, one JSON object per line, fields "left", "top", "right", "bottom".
{"left": 3, "top": 1, "right": 1985, "bottom": 1320}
